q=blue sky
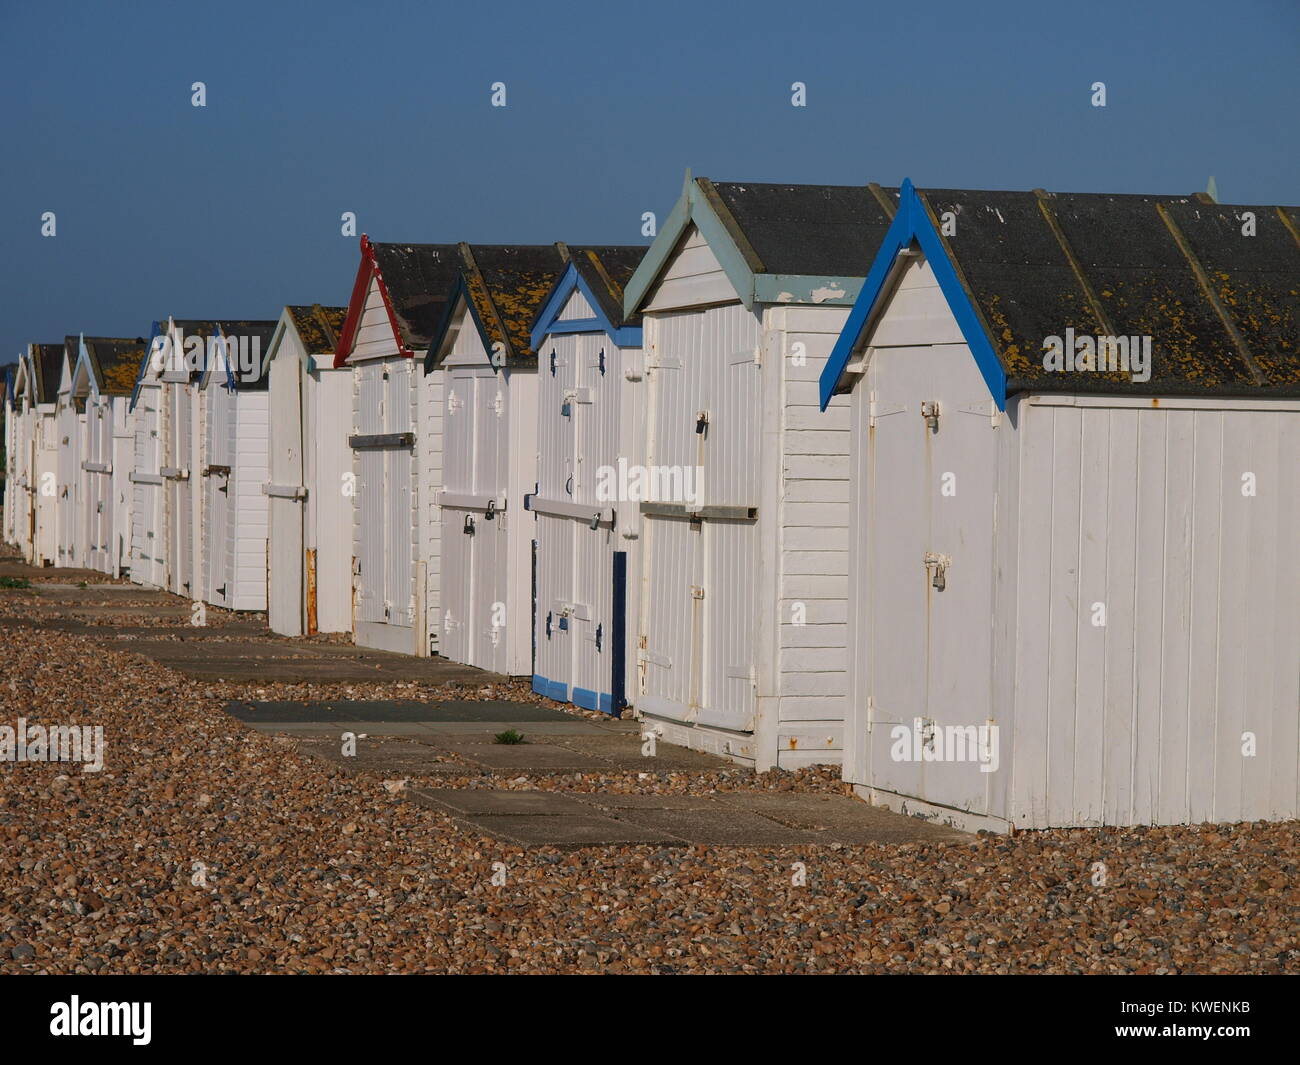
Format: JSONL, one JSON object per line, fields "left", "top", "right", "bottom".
{"left": 2, "top": 0, "right": 1296, "bottom": 363}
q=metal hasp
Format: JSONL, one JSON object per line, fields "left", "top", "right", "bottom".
{"left": 920, "top": 400, "right": 940, "bottom": 433}
{"left": 924, "top": 552, "right": 949, "bottom": 591}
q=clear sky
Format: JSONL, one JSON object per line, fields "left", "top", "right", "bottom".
{"left": 1, "top": 0, "right": 1296, "bottom": 362}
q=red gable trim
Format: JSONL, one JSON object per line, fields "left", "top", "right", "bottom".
{"left": 331, "top": 234, "right": 414, "bottom": 367}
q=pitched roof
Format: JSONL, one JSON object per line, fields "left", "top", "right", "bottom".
{"left": 709, "top": 181, "right": 895, "bottom": 277}
{"left": 530, "top": 246, "right": 648, "bottom": 349}
{"left": 368, "top": 243, "right": 463, "bottom": 352}
{"left": 427, "top": 243, "right": 572, "bottom": 370}
{"left": 285, "top": 305, "right": 346, "bottom": 355}
{"left": 81, "top": 337, "right": 149, "bottom": 396}
{"left": 165, "top": 319, "right": 278, "bottom": 390}
{"left": 625, "top": 175, "right": 896, "bottom": 313}
{"left": 333, "top": 239, "right": 463, "bottom": 365}
{"left": 568, "top": 245, "right": 647, "bottom": 328}
{"left": 822, "top": 181, "right": 1300, "bottom": 406}
{"left": 33, "top": 343, "right": 65, "bottom": 404}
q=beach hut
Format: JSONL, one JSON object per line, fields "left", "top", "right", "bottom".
{"left": 157, "top": 318, "right": 202, "bottom": 598}
{"left": 53, "top": 339, "right": 84, "bottom": 567}
{"left": 426, "top": 243, "right": 572, "bottom": 676}
{"left": 70, "top": 335, "right": 145, "bottom": 575}
{"left": 620, "top": 175, "right": 892, "bottom": 769}
{"left": 820, "top": 181, "right": 1300, "bottom": 830}
{"left": 528, "top": 246, "right": 646, "bottom": 712}
{"left": 198, "top": 321, "right": 276, "bottom": 611}
{"left": 332, "top": 238, "right": 461, "bottom": 655}
{"left": 21, "top": 343, "right": 65, "bottom": 566}
{"left": 264, "top": 304, "right": 350, "bottom": 635}
{"left": 128, "top": 323, "right": 169, "bottom": 589}
{"left": 3, "top": 365, "right": 17, "bottom": 547}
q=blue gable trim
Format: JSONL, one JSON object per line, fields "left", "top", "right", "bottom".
{"left": 530, "top": 262, "right": 643, "bottom": 350}
{"left": 818, "top": 179, "right": 1008, "bottom": 411}
{"left": 128, "top": 320, "right": 164, "bottom": 412}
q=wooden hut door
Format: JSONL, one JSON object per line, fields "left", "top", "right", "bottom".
{"left": 383, "top": 361, "right": 415, "bottom": 629}
{"left": 204, "top": 383, "right": 233, "bottom": 605}
{"left": 535, "top": 338, "right": 577, "bottom": 696}
{"left": 268, "top": 354, "right": 304, "bottom": 634}
{"left": 864, "top": 343, "right": 994, "bottom": 814}
{"left": 440, "top": 371, "right": 472, "bottom": 664}
{"left": 353, "top": 362, "right": 387, "bottom": 628}
{"left": 469, "top": 370, "right": 508, "bottom": 673}
{"left": 571, "top": 332, "right": 614, "bottom": 708}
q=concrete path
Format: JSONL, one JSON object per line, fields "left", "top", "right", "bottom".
{"left": 1, "top": 550, "right": 969, "bottom": 848}
{"left": 247, "top": 700, "right": 968, "bottom": 847}
{"left": 0, "top": 564, "right": 486, "bottom": 685}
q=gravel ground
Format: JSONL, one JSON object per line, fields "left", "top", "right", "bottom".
{"left": 1, "top": 620, "right": 1296, "bottom": 974}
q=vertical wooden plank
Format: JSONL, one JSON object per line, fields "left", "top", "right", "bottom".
{"left": 1186, "top": 411, "right": 1223, "bottom": 823}
{"left": 1045, "top": 406, "right": 1083, "bottom": 827}
{"left": 1102, "top": 408, "right": 1139, "bottom": 824}
{"left": 1157, "top": 410, "right": 1195, "bottom": 825}
{"left": 1073, "top": 407, "right": 1109, "bottom": 824}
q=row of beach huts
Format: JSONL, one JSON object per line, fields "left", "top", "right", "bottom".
{"left": 5, "top": 175, "right": 1299, "bottom": 832}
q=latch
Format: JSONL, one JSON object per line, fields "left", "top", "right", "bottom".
{"left": 920, "top": 400, "right": 940, "bottom": 432}
{"left": 595, "top": 623, "right": 603, "bottom": 651}
{"left": 448, "top": 388, "right": 462, "bottom": 414}
{"left": 695, "top": 409, "right": 709, "bottom": 434}
{"left": 690, "top": 585, "right": 705, "bottom": 600}
{"left": 597, "top": 348, "right": 606, "bottom": 375}
{"left": 545, "top": 611, "right": 553, "bottom": 638}
{"left": 923, "top": 552, "right": 950, "bottom": 590}
{"left": 549, "top": 349, "right": 557, "bottom": 375}
{"left": 492, "top": 390, "right": 504, "bottom": 416}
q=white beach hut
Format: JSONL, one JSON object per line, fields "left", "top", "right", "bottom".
{"left": 3, "top": 368, "right": 15, "bottom": 547}
{"left": 426, "top": 243, "right": 571, "bottom": 677}
{"left": 70, "top": 335, "right": 145, "bottom": 575}
{"left": 264, "top": 304, "right": 350, "bottom": 635}
{"left": 128, "top": 323, "right": 169, "bottom": 589}
{"left": 53, "top": 338, "right": 83, "bottom": 568}
{"left": 19, "top": 343, "right": 65, "bottom": 567}
{"left": 198, "top": 321, "right": 275, "bottom": 612}
{"left": 820, "top": 181, "right": 1300, "bottom": 831}
{"left": 332, "top": 238, "right": 461, "bottom": 655}
{"left": 528, "top": 246, "right": 646, "bottom": 712}
{"left": 620, "top": 175, "right": 892, "bottom": 769}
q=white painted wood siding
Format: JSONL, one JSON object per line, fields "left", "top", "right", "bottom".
{"left": 644, "top": 226, "right": 734, "bottom": 312}
{"left": 841, "top": 253, "right": 1300, "bottom": 830}
{"left": 769, "top": 303, "right": 853, "bottom": 767}
{"left": 227, "top": 391, "right": 269, "bottom": 611}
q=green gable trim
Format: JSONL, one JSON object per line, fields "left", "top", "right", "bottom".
{"left": 624, "top": 173, "right": 762, "bottom": 315}
{"left": 625, "top": 173, "right": 872, "bottom": 315}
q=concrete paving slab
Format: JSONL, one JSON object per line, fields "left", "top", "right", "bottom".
{"left": 542, "top": 733, "right": 733, "bottom": 770}
{"left": 454, "top": 813, "right": 685, "bottom": 848}
{"left": 442, "top": 742, "right": 610, "bottom": 770}
{"left": 610, "top": 806, "right": 823, "bottom": 845}
{"left": 409, "top": 788, "right": 593, "bottom": 816}
{"left": 226, "top": 700, "right": 573, "bottom": 724}
{"left": 715, "top": 792, "right": 969, "bottom": 842}
{"left": 293, "top": 736, "right": 466, "bottom": 776}
{"left": 572, "top": 792, "right": 722, "bottom": 810}
{"left": 247, "top": 721, "right": 448, "bottom": 737}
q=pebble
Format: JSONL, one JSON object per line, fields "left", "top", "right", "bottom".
{"left": 0, "top": 597, "right": 1296, "bottom": 974}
